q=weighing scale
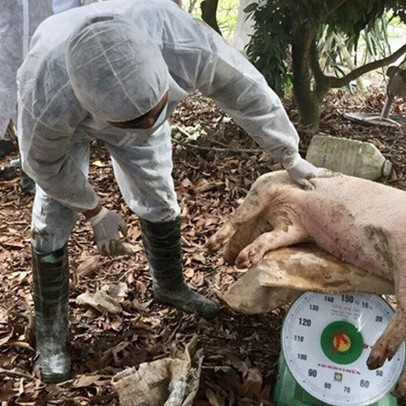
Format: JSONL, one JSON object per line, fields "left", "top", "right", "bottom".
{"left": 272, "top": 293, "right": 405, "bottom": 406}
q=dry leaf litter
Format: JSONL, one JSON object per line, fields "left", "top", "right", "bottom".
{"left": 1, "top": 88, "right": 406, "bottom": 405}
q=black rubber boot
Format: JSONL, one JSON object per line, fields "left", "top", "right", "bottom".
{"left": 32, "top": 244, "right": 71, "bottom": 383}
{"left": 20, "top": 171, "right": 36, "bottom": 195}
{"left": 140, "top": 217, "right": 219, "bottom": 320}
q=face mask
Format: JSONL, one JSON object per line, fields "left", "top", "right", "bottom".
{"left": 154, "top": 103, "right": 168, "bottom": 128}
{"left": 133, "top": 103, "right": 169, "bottom": 137}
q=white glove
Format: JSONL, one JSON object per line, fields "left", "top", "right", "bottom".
{"left": 89, "top": 207, "right": 132, "bottom": 256}
{"left": 285, "top": 156, "right": 327, "bottom": 189}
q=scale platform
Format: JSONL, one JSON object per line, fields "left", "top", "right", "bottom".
{"left": 272, "top": 293, "right": 405, "bottom": 406}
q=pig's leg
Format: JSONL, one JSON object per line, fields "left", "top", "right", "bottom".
{"left": 223, "top": 216, "right": 273, "bottom": 265}
{"left": 396, "top": 367, "right": 406, "bottom": 398}
{"left": 206, "top": 184, "right": 273, "bottom": 252}
{"left": 367, "top": 309, "right": 406, "bottom": 368}
{"left": 235, "top": 223, "right": 310, "bottom": 268}
{"left": 367, "top": 266, "right": 406, "bottom": 372}
{"left": 367, "top": 310, "right": 406, "bottom": 367}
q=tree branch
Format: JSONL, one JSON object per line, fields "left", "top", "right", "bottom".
{"left": 330, "top": 43, "right": 406, "bottom": 88}
{"left": 310, "top": 40, "right": 330, "bottom": 90}
{"left": 291, "top": 0, "right": 346, "bottom": 28}
{"left": 319, "top": 0, "right": 347, "bottom": 22}
{"left": 172, "top": 138, "right": 263, "bottom": 154}
{"left": 0, "top": 368, "right": 36, "bottom": 380}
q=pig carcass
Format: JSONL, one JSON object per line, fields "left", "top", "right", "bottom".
{"left": 207, "top": 170, "right": 406, "bottom": 390}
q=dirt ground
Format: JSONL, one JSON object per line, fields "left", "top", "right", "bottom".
{"left": 1, "top": 88, "right": 406, "bottom": 405}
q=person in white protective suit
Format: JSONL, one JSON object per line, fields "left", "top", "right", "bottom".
{"left": 17, "top": 0, "right": 327, "bottom": 383}
{"left": 53, "top": 0, "right": 83, "bottom": 13}
{"left": 0, "top": 0, "right": 81, "bottom": 193}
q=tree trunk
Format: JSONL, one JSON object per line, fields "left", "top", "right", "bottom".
{"left": 294, "top": 86, "right": 321, "bottom": 130}
{"left": 291, "top": 32, "right": 321, "bottom": 130}
{"left": 201, "top": 0, "right": 222, "bottom": 35}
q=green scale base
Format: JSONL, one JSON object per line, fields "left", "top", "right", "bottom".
{"left": 272, "top": 355, "right": 398, "bottom": 406}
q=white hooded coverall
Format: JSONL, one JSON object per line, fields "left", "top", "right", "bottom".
{"left": 17, "top": 0, "right": 300, "bottom": 253}
{"left": 0, "top": 0, "right": 53, "bottom": 139}
{"left": 0, "top": 0, "right": 81, "bottom": 140}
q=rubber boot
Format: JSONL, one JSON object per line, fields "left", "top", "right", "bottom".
{"left": 32, "top": 244, "right": 71, "bottom": 383}
{"left": 20, "top": 171, "right": 36, "bottom": 195}
{"left": 140, "top": 217, "right": 219, "bottom": 320}
{"left": 9, "top": 155, "right": 36, "bottom": 195}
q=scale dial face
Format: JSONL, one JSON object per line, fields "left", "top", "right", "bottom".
{"left": 282, "top": 293, "right": 405, "bottom": 406}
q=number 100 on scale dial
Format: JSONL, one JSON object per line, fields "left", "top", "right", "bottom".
{"left": 282, "top": 293, "right": 405, "bottom": 406}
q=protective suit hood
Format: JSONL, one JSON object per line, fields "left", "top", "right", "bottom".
{"left": 65, "top": 14, "right": 169, "bottom": 122}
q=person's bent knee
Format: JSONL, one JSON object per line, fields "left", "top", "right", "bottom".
{"left": 138, "top": 205, "right": 180, "bottom": 223}
{"left": 31, "top": 229, "right": 69, "bottom": 254}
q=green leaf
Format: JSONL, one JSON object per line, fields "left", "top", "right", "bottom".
{"left": 243, "top": 2, "right": 257, "bottom": 13}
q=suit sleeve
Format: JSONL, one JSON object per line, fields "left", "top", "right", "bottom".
{"left": 191, "top": 20, "right": 300, "bottom": 167}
